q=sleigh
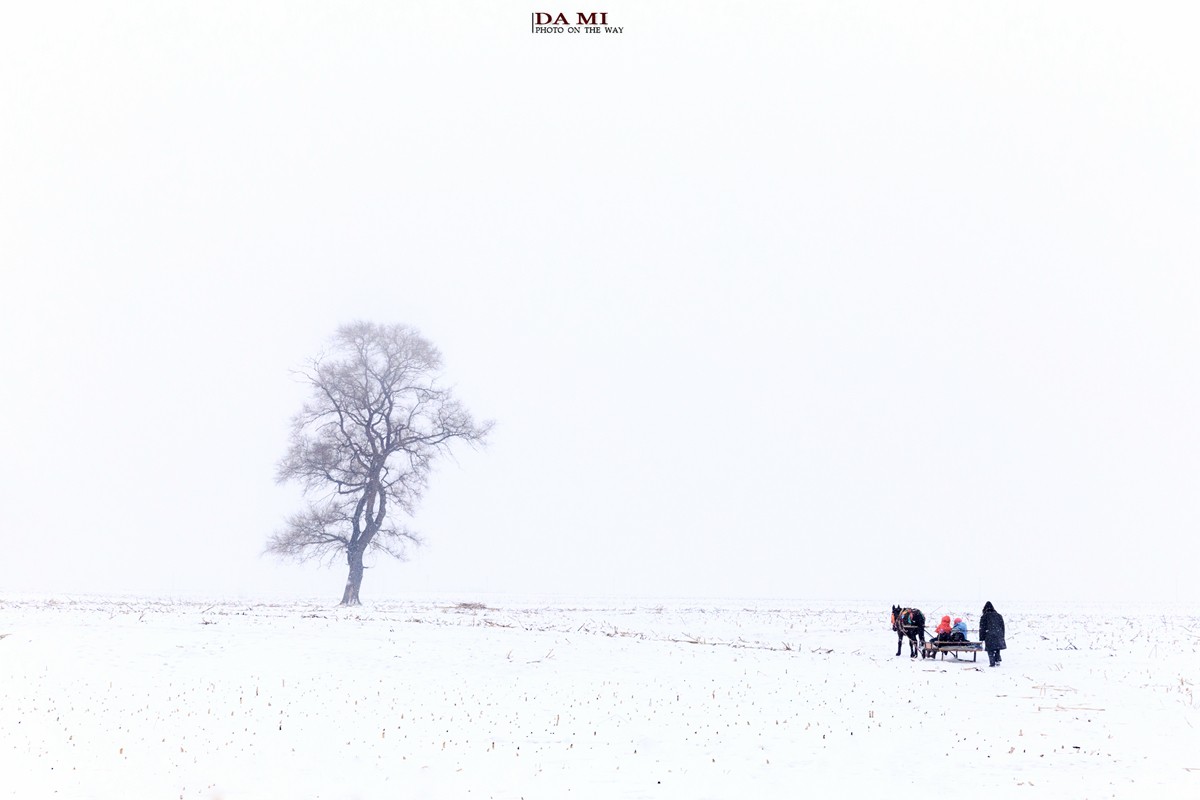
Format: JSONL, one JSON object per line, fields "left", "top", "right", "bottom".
{"left": 922, "top": 639, "right": 984, "bottom": 662}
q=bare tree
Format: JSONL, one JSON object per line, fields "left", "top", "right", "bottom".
{"left": 269, "top": 322, "right": 491, "bottom": 605}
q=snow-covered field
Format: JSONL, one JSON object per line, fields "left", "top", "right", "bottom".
{"left": 1, "top": 595, "right": 1197, "bottom": 799}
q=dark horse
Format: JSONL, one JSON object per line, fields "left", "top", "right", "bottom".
{"left": 891, "top": 605, "right": 926, "bottom": 658}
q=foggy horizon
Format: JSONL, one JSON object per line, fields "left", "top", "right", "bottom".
{"left": 2, "top": 1, "right": 1197, "bottom": 604}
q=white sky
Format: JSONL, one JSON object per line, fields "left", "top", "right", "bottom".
{"left": 2, "top": 1, "right": 1197, "bottom": 603}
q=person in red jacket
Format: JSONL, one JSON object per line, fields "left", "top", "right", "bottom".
{"left": 934, "top": 615, "right": 953, "bottom": 642}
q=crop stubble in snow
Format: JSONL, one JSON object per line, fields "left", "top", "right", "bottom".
{"left": 1, "top": 597, "right": 1197, "bottom": 799}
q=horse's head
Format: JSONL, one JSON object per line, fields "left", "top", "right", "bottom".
{"left": 891, "top": 605, "right": 902, "bottom": 631}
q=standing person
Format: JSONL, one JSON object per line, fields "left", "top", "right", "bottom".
{"left": 979, "top": 601, "right": 1006, "bottom": 667}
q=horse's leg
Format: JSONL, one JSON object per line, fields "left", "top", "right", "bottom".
{"left": 896, "top": 631, "right": 902, "bottom": 657}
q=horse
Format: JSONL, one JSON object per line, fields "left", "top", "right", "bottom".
{"left": 891, "top": 605, "right": 927, "bottom": 658}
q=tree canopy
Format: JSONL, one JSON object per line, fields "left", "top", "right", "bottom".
{"left": 269, "top": 322, "right": 491, "bottom": 604}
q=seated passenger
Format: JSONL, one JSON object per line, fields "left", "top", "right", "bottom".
{"left": 951, "top": 617, "right": 969, "bottom": 642}
{"left": 935, "top": 615, "right": 953, "bottom": 642}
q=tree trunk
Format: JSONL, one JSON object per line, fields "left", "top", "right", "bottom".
{"left": 341, "top": 547, "right": 365, "bottom": 606}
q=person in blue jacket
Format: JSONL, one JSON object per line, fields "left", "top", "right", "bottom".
{"left": 951, "top": 617, "right": 969, "bottom": 642}
{"left": 979, "top": 601, "right": 1006, "bottom": 667}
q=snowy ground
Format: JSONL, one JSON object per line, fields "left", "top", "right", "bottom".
{"left": 1, "top": 595, "right": 1197, "bottom": 799}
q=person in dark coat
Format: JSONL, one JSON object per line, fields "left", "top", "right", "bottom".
{"left": 979, "top": 601, "right": 1006, "bottom": 667}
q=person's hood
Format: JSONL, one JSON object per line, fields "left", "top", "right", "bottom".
{"left": 982, "top": 601, "right": 995, "bottom": 613}
{"left": 941, "top": 615, "right": 951, "bottom": 624}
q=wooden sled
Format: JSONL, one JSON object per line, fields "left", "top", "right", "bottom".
{"left": 922, "top": 640, "right": 983, "bottom": 662}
